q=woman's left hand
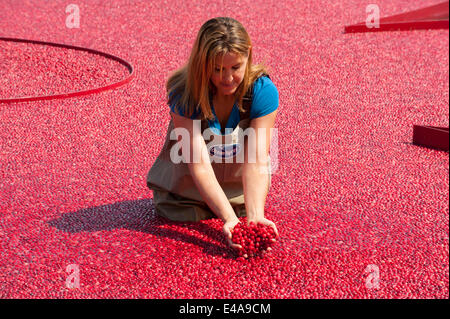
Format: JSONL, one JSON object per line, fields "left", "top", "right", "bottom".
{"left": 247, "top": 217, "right": 279, "bottom": 240}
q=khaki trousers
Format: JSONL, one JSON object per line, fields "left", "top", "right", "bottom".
{"left": 152, "top": 189, "right": 247, "bottom": 222}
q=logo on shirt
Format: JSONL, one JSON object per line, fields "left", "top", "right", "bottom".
{"left": 209, "top": 143, "right": 242, "bottom": 159}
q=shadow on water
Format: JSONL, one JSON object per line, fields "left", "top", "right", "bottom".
{"left": 47, "top": 198, "right": 236, "bottom": 258}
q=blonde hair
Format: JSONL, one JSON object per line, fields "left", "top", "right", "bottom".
{"left": 166, "top": 17, "right": 271, "bottom": 121}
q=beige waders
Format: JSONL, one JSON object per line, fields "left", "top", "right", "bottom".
{"left": 146, "top": 75, "right": 272, "bottom": 222}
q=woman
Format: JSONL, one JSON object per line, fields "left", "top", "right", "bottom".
{"left": 147, "top": 17, "right": 279, "bottom": 249}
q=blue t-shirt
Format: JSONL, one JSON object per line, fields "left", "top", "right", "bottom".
{"left": 168, "top": 75, "right": 279, "bottom": 135}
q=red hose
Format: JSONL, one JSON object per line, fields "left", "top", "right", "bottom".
{"left": 0, "top": 37, "right": 135, "bottom": 103}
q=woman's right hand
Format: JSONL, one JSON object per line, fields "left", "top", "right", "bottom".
{"left": 222, "top": 217, "right": 242, "bottom": 250}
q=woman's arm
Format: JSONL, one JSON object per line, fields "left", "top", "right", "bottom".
{"left": 170, "top": 111, "right": 238, "bottom": 224}
{"left": 242, "top": 110, "right": 278, "bottom": 225}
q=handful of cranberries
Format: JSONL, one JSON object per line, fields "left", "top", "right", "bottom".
{"left": 230, "top": 221, "right": 278, "bottom": 258}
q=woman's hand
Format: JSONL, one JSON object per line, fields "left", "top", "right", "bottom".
{"left": 247, "top": 217, "right": 279, "bottom": 240}
{"left": 222, "top": 217, "right": 242, "bottom": 250}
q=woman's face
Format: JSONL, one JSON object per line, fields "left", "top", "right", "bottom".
{"left": 210, "top": 51, "right": 248, "bottom": 97}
